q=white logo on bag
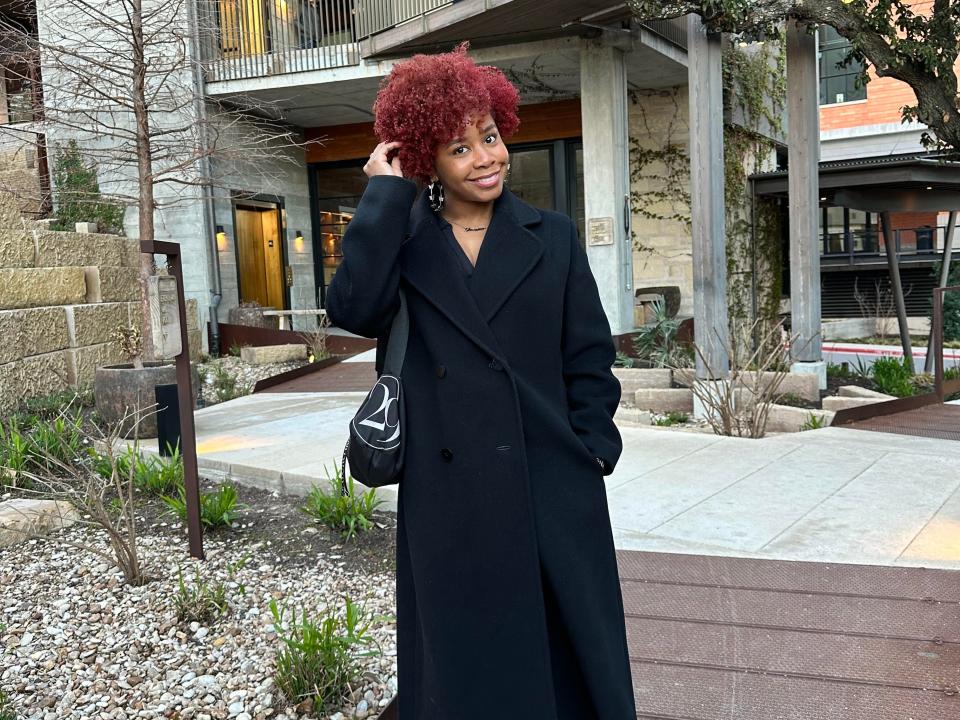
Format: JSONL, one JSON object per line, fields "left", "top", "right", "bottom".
{"left": 358, "top": 379, "right": 400, "bottom": 443}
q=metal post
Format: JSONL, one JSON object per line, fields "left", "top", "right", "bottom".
{"left": 933, "top": 288, "right": 944, "bottom": 400}
{"left": 924, "top": 211, "right": 956, "bottom": 373}
{"left": 880, "top": 211, "right": 914, "bottom": 369}
{"left": 141, "top": 240, "right": 204, "bottom": 559}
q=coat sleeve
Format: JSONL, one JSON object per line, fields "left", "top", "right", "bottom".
{"left": 325, "top": 175, "right": 419, "bottom": 338}
{"left": 560, "top": 219, "right": 623, "bottom": 475}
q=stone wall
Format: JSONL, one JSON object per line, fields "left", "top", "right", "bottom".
{"left": 628, "top": 87, "right": 695, "bottom": 320}
{"left": 0, "top": 197, "right": 201, "bottom": 411}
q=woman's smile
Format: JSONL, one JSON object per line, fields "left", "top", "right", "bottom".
{"left": 469, "top": 170, "right": 502, "bottom": 188}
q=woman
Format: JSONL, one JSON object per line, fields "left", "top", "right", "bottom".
{"left": 326, "top": 45, "right": 636, "bottom": 720}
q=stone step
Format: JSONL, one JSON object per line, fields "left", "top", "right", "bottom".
{"left": 766, "top": 404, "right": 834, "bottom": 433}
{"left": 615, "top": 406, "right": 653, "bottom": 426}
{"left": 0, "top": 267, "right": 87, "bottom": 309}
{"left": 241, "top": 344, "right": 308, "bottom": 365}
{"left": 612, "top": 367, "right": 673, "bottom": 392}
{"left": 838, "top": 385, "right": 895, "bottom": 400}
{"left": 633, "top": 388, "right": 693, "bottom": 413}
{"left": 822, "top": 395, "right": 892, "bottom": 412}
{"left": 0, "top": 499, "right": 78, "bottom": 547}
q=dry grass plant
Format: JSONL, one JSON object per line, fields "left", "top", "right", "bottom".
{"left": 685, "top": 319, "right": 800, "bottom": 438}
{"left": 1, "top": 403, "right": 159, "bottom": 586}
{"left": 299, "top": 313, "right": 333, "bottom": 362}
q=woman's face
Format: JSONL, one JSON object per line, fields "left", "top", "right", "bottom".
{"left": 432, "top": 111, "right": 509, "bottom": 207}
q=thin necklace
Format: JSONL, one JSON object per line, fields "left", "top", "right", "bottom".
{"left": 443, "top": 215, "right": 489, "bottom": 232}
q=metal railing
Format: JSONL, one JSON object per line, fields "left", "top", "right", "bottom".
{"left": 638, "top": 17, "right": 688, "bottom": 50}
{"left": 200, "top": 0, "right": 361, "bottom": 83}
{"left": 354, "top": 0, "right": 452, "bottom": 40}
{"left": 821, "top": 225, "right": 953, "bottom": 263}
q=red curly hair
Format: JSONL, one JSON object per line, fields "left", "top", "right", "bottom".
{"left": 373, "top": 43, "right": 520, "bottom": 183}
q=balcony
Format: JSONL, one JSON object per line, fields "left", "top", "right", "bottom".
{"left": 199, "top": 0, "right": 361, "bottom": 83}
{"left": 821, "top": 225, "right": 956, "bottom": 269}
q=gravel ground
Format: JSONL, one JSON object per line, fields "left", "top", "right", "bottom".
{"left": 196, "top": 357, "right": 310, "bottom": 407}
{"left": 0, "top": 492, "right": 398, "bottom": 720}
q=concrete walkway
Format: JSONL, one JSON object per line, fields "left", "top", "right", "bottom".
{"left": 130, "top": 391, "right": 960, "bottom": 570}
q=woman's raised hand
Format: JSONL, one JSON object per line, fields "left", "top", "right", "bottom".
{"left": 364, "top": 141, "right": 404, "bottom": 178}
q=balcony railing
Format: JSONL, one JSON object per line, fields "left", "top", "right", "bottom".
{"left": 354, "top": 0, "right": 452, "bottom": 40}
{"left": 637, "top": 17, "right": 688, "bottom": 50}
{"left": 200, "top": 0, "right": 361, "bottom": 83}
{"left": 822, "top": 225, "right": 954, "bottom": 264}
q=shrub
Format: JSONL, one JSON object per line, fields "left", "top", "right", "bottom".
{"left": 931, "top": 261, "right": 960, "bottom": 342}
{"left": 0, "top": 688, "right": 16, "bottom": 720}
{"left": 633, "top": 298, "right": 691, "bottom": 368}
{"left": 161, "top": 482, "right": 245, "bottom": 529}
{"left": 653, "top": 411, "right": 689, "bottom": 427}
{"left": 175, "top": 566, "right": 229, "bottom": 624}
{"left": 800, "top": 413, "right": 828, "bottom": 431}
{"left": 302, "top": 467, "right": 384, "bottom": 541}
{"left": 211, "top": 364, "right": 247, "bottom": 402}
{"left": 826, "top": 362, "right": 852, "bottom": 381}
{"left": 871, "top": 356, "right": 915, "bottom": 397}
{"left": 270, "top": 596, "right": 381, "bottom": 713}
{"left": 0, "top": 421, "right": 30, "bottom": 487}
{"left": 88, "top": 444, "right": 183, "bottom": 495}
{"left": 51, "top": 139, "right": 125, "bottom": 234}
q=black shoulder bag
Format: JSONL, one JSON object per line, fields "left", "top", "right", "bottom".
{"left": 340, "top": 288, "right": 408, "bottom": 494}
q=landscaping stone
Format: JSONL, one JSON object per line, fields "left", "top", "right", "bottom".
{"left": 20, "top": 350, "right": 73, "bottom": 399}
{"left": 0, "top": 225, "right": 33, "bottom": 268}
{"left": 0, "top": 499, "right": 78, "bottom": 547}
{"left": 614, "top": 405, "right": 653, "bottom": 426}
{"left": 241, "top": 344, "right": 308, "bottom": 365}
{"left": 74, "top": 221, "right": 98, "bottom": 233}
{"left": 66, "top": 340, "right": 126, "bottom": 387}
{"left": 766, "top": 404, "right": 834, "bottom": 433}
{"left": 92, "top": 266, "right": 140, "bottom": 303}
{"left": 633, "top": 387, "right": 693, "bottom": 412}
{"left": 67, "top": 301, "right": 140, "bottom": 347}
{"left": 838, "top": 385, "right": 895, "bottom": 400}
{"left": 822, "top": 395, "right": 892, "bottom": 412}
{"left": 0, "top": 360, "right": 23, "bottom": 410}
{"left": 33, "top": 231, "right": 129, "bottom": 268}
{"left": 612, "top": 367, "right": 673, "bottom": 393}
{"left": 0, "top": 267, "right": 87, "bottom": 309}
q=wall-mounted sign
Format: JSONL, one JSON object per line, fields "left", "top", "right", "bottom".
{"left": 587, "top": 217, "right": 614, "bottom": 246}
{"left": 147, "top": 275, "right": 182, "bottom": 359}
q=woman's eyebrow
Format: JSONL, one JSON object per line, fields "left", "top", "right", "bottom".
{"left": 447, "top": 123, "right": 498, "bottom": 147}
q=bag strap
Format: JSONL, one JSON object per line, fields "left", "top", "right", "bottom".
{"left": 382, "top": 288, "right": 409, "bottom": 375}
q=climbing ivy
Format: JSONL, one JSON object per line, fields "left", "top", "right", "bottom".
{"left": 51, "top": 139, "right": 125, "bottom": 234}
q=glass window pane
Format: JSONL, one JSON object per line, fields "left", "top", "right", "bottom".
{"left": 508, "top": 147, "right": 554, "bottom": 211}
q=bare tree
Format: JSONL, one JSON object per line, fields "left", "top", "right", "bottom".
{"left": 0, "top": 0, "right": 318, "bottom": 358}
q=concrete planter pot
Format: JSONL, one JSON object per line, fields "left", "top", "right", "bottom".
{"left": 94, "top": 362, "right": 200, "bottom": 438}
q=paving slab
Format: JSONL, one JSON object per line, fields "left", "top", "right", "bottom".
{"left": 123, "top": 392, "right": 960, "bottom": 569}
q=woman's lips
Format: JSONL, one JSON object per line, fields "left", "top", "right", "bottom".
{"left": 469, "top": 170, "right": 501, "bottom": 188}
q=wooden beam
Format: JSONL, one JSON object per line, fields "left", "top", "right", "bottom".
{"left": 304, "top": 99, "right": 583, "bottom": 164}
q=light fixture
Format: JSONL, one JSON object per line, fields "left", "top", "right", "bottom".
{"left": 215, "top": 224, "right": 228, "bottom": 251}
{"left": 294, "top": 229, "right": 305, "bottom": 251}
{"left": 926, "top": 186, "right": 933, "bottom": 190}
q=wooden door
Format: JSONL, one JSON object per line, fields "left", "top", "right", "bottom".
{"left": 236, "top": 206, "right": 285, "bottom": 310}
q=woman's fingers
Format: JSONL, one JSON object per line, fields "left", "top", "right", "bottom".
{"left": 364, "top": 141, "right": 403, "bottom": 178}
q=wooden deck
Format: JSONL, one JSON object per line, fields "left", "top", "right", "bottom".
{"left": 377, "top": 550, "right": 959, "bottom": 718}
{"left": 842, "top": 402, "right": 960, "bottom": 442}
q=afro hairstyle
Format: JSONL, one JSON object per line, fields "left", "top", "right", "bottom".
{"left": 372, "top": 43, "right": 520, "bottom": 183}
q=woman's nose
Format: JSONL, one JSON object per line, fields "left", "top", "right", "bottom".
{"left": 474, "top": 144, "right": 493, "bottom": 167}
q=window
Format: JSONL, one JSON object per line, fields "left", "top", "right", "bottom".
{"left": 818, "top": 27, "right": 866, "bottom": 105}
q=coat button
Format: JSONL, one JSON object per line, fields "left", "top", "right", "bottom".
{"left": 440, "top": 448, "right": 453, "bottom": 461}
{"left": 436, "top": 364, "right": 447, "bottom": 378}
{"left": 488, "top": 358, "right": 503, "bottom": 371}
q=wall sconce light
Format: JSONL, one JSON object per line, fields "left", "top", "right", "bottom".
{"left": 294, "top": 229, "right": 304, "bottom": 251}
{"left": 216, "top": 224, "right": 228, "bottom": 251}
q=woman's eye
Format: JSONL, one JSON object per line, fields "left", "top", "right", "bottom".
{"left": 453, "top": 146, "right": 468, "bottom": 155}
{"left": 485, "top": 134, "right": 498, "bottom": 144}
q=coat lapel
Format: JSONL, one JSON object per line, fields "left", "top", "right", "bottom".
{"left": 469, "top": 188, "right": 544, "bottom": 322}
{"left": 399, "top": 186, "right": 544, "bottom": 361}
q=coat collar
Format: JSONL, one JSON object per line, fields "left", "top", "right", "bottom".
{"left": 400, "top": 185, "right": 544, "bottom": 361}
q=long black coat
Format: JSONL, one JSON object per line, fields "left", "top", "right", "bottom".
{"left": 326, "top": 176, "right": 636, "bottom": 720}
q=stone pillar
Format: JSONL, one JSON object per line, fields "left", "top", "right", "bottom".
{"left": 579, "top": 40, "right": 634, "bottom": 334}
{"left": 786, "top": 20, "right": 825, "bottom": 388}
{"left": 686, "top": 16, "right": 729, "bottom": 382}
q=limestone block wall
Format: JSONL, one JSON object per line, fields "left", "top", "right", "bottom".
{"left": 628, "top": 87, "right": 695, "bottom": 320}
{"left": 0, "top": 198, "right": 203, "bottom": 412}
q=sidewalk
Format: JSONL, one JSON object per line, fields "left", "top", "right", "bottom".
{"left": 130, "top": 389, "right": 960, "bottom": 570}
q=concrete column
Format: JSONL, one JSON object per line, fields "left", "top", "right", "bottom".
{"left": 686, "top": 16, "right": 729, "bottom": 380}
{"left": 786, "top": 20, "right": 825, "bottom": 387}
{"left": 579, "top": 40, "right": 634, "bottom": 335}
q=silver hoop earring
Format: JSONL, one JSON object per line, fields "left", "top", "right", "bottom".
{"left": 428, "top": 179, "right": 445, "bottom": 212}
